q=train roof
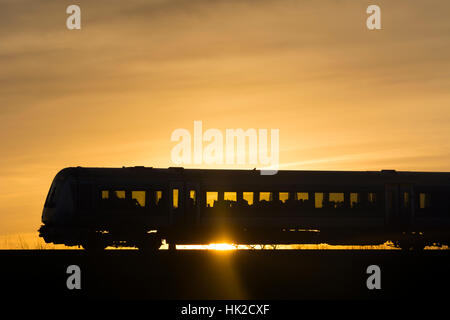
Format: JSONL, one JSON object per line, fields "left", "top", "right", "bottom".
{"left": 56, "top": 167, "right": 450, "bottom": 187}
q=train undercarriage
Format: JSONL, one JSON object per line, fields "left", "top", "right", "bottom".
{"left": 38, "top": 224, "right": 447, "bottom": 252}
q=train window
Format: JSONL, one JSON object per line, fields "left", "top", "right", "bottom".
{"left": 114, "top": 191, "right": 126, "bottom": 199}
{"left": 189, "top": 190, "right": 196, "bottom": 205}
{"left": 206, "top": 191, "right": 218, "bottom": 207}
{"left": 419, "top": 193, "right": 431, "bottom": 209}
{"left": 329, "top": 193, "right": 344, "bottom": 202}
{"left": 155, "top": 191, "right": 163, "bottom": 205}
{"left": 243, "top": 192, "right": 254, "bottom": 206}
{"left": 224, "top": 192, "right": 237, "bottom": 202}
{"left": 132, "top": 191, "right": 146, "bottom": 207}
{"left": 350, "top": 193, "right": 359, "bottom": 208}
{"left": 368, "top": 192, "right": 377, "bottom": 204}
{"left": 99, "top": 189, "right": 126, "bottom": 208}
{"left": 296, "top": 192, "right": 309, "bottom": 201}
{"left": 259, "top": 192, "right": 273, "bottom": 202}
{"left": 315, "top": 193, "right": 323, "bottom": 208}
{"left": 329, "top": 193, "right": 344, "bottom": 208}
{"left": 279, "top": 192, "right": 289, "bottom": 203}
{"left": 173, "top": 189, "right": 179, "bottom": 209}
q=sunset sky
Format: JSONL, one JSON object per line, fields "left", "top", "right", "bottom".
{"left": 1, "top": 0, "right": 450, "bottom": 237}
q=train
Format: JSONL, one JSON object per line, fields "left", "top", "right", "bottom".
{"left": 38, "top": 166, "right": 450, "bottom": 251}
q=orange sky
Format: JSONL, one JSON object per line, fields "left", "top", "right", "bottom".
{"left": 1, "top": 0, "right": 450, "bottom": 236}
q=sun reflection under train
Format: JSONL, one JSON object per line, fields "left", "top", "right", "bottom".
{"left": 1, "top": 233, "right": 449, "bottom": 250}
{"left": 174, "top": 242, "right": 401, "bottom": 250}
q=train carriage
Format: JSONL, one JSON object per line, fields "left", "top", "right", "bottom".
{"left": 38, "top": 167, "right": 450, "bottom": 250}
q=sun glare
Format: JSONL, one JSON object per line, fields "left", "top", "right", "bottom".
{"left": 208, "top": 243, "right": 237, "bottom": 251}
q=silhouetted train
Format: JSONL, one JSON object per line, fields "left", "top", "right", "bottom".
{"left": 38, "top": 167, "right": 450, "bottom": 250}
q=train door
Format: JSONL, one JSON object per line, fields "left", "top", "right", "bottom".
{"left": 399, "top": 184, "right": 415, "bottom": 226}
{"left": 385, "top": 184, "right": 414, "bottom": 229}
{"left": 185, "top": 182, "right": 200, "bottom": 227}
{"left": 169, "top": 181, "right": 184, "bottom": 226}
{"left": 77, "top": 183, "right": 93, "bottom": 217}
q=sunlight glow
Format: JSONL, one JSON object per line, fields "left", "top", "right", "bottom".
{"left": 208, "top": 243, "right": 237, "bottom": 251}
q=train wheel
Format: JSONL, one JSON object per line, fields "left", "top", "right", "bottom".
{"left": 82, "top": 233, "right": 106, "bottom": 252}
{"left": 138, "top": 236, "right": 161, "bottom": 253}
{"left": 397, "top": 240, "right": 425, "bottom": 251}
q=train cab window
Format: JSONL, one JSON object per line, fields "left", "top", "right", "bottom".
{"left": 172, "top": 189, "right": 179, "bottom": 209}
{"left": 189, "top": 190, "right": 196, "bottom": 205}
{"left": 114, "top": 191, "right": 126, "bottom": 199}
{"left": 350, "top": 193, "right": 359, "bottom": 208}
{"left": 45, "top": 180, "right": 59, "bottom": 208}
{"left": 132, "top": 191, "right": 146, "bottom": 207}
{"left": 259, "top": 192, "right": 273, "bottom": 202}
{"left": 315, "top": 193, "right": 323, "bottom": 208}
{"left": 243, "top": 192, "right": 254, "bottom": 206}
{"left": 155, "top": 191, "right": 163, "bottom": 205}
{"left": 279, "top": 192, "right": 289, "bottom": 203}
{"left": 419, "top": 193, "right": 431, "bottom": 209}
{"left": 206, "top": 192, "right": 218, "bottom": 207}
{"left": 101, "top": 190, "right": 109, "bottom": 199}
{"left": 296, "top": 192, "right": 309, "bottom": 201}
